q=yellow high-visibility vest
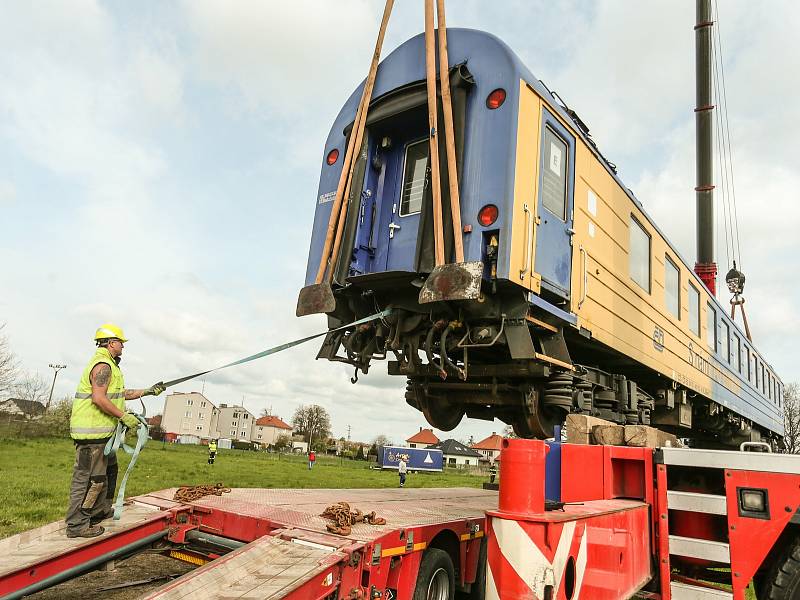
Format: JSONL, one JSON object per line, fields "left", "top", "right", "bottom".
{"left": 70, "top": 347, "right": 126, "bottom": 440}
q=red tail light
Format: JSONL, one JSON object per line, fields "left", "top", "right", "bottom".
{"left": 326, "top": 148, "right": 339, "bottom": 165}
{"left": 486, "top": 89, "right": 506, "bottom": 109}
{"left": 478, "top": 204, "right": 499, "bottom": 226}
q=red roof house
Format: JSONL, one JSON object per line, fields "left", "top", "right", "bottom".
{"left": 252, "top": 415, "right": 293, "bottom": 447}
{"left": 471, "top": 432, "right": 504, "bottom": 463}
{"left": 406, "top": 427, "right": 440, "bottom": 448}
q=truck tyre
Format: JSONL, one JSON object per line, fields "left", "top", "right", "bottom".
{"left": 413, "top": 548, "right": 455, "bottom": 600}
{"left": 469, "top": 539, "right": 487, "bottom": 600}
{"left": 762, "top": 537, "right": 800, "bottom": 599}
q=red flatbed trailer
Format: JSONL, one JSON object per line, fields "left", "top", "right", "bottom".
{"left": 2, "top": 440, "right": 800, "bottom": 599}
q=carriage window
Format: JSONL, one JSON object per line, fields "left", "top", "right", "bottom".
{"left": 541, "top": 126, "right": 568, "bottom": 220}
{"left": 399, "top": 139, "right": 428, "bottom": 216}
{"left": 761, "top": 364, "right": 766, "bottom": 394}
{"left": 745, "top": 347, "right": 751, "bottom": 381}
{"left": 721, "top": 322, "right": 730, "bottom": 364}
{"left": 706, "top": 304, "right": 717, "bottom": 351}
{"left": 734, "top": 334, "right": 741, "bottom": 373}
{"left": 688, "top": 284, "right": 700, "bottom": 336}
{"left": 768, "top": 373, "right": 772, "bottom": 401}
{"left": 629, "top": 217, "right": 651, "bottom": 292}
{"left": 665, "top": 256, "right": 680, "bottom": 318}
{"left": 755, "top": 359, "right": 760, "bottom": 389}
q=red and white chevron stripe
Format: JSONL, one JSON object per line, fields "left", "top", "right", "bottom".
{"left": 485, "top": 503, "right": 652, "bottom": 600}
{"left": 486, "top": 517, "right": 587, "bottom": 600}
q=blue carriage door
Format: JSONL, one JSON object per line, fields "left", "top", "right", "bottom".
{"left": 534, "top": 109, "right": 576, "bottom": 300}
{"left": 371, "top": 131, "right": 428, "bottom": 272}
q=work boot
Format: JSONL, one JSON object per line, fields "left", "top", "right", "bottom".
{"left": 90, "top": 508, "right": 115, "bottom": 525}
{"left": 66, "top": 524, "right": 105, "bottom": 538}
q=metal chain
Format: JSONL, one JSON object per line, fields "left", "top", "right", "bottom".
{"left": 321, "top": 501, "right": 386, "bottom": 536}
{"left": 173, "top": 483, "right": 232, "bottom": 503}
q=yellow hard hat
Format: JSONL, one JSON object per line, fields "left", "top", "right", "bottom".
{"left": 94, "top": 323, "right": 128, "bottom": 343}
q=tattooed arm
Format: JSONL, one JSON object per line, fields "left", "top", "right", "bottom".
{"left": 90, "top": 363, "right": 125, "bottom": 418}
{"left": 124, "top": 388, "right": 148, "bottom": 400}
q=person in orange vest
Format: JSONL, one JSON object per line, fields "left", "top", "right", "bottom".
{"left": 308, "top": 450, "right": 316, "bottom": 470}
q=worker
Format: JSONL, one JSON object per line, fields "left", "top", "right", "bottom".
{"left": 398, "top": 458, "right": 407, "bottom": 487}
{"left": 308, "top": 450, "right": 316, "bottom": 470}
{"left": 65, "top": 324, "right": 165, "bottom": 538}
{"left": 208, "top": 439, "right": 218, "bottom": 465}
{"left": 489, "top": 462, "right": 497, "bottom": 484}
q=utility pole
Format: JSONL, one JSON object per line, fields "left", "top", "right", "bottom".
{"left": 47, "top": 364, "right": 67, "bottom": 409}
{"left": 347, "top": 425, "right": 351, "bottom": 441}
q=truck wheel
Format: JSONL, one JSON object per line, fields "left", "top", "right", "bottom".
{"left": 469, "top": 540, "right": 487, "bottom": 600}
{"left": 761, "top": 538, "right": 800, "bottom": 599}
{"left": 413, "top": 548, "right": 455, "bottom": 600}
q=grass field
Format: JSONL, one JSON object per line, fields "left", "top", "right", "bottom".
{"left": 0, "top": 436, "right": 484, "bottom": 538}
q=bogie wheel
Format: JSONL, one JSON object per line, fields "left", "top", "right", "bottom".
{"left": 413, "top": 548, "right": 455, "bottom": 600}
{"left": 761, "top": 537, "right": 800, "bottom": 599}
{"left": 411, "top": 383, "right": 464, "bottom": 431}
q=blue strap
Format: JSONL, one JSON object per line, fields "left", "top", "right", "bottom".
{"left": 104, "top": 414, "right": 149, "bottom": 520}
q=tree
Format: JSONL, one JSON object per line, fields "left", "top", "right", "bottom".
{"left": 0, "top": 324, "right": 18, "bottom": 397}
{"left": 13, "top": 372, "right": 49, "bottom": 408}
{"left": 272, "top": 434, "right": 291, "bottom": 452}
{"left": 291, "top": 404, "right": 332, "bottom": 447}
{"left": 783, "top": 383, "right": 800, "bottom": 454}
{"left": 502, "top": 424, "right": 518, "bottom": 439}
{"left": 373, "top": 434, "right": 391, "bottom": 447}
{"left": 37, "top": 395, "right": 72, "bottom": 437}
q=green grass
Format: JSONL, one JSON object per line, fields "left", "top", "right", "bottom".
{"left": 0, "top": 437, "right": 483, "bottom": 538}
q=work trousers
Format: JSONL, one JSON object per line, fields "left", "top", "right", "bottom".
{"left": 208, "top": 451, "right": 216, "bottom": 465}
{"left": 65, "top": 442, "right": 118, "bottom": 534}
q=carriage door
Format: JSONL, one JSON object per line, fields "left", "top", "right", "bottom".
{"left": 370, "top": 111, "right": 430, "bottom": 273}
{"left": 534, "top": 109, "right": 576, "bottom": 301}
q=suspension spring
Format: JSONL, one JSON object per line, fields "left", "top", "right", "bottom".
{"left": 575, "top": 380, "right": 593, "bottom": 412}
{"left": 543, "top": 373, "right": 574, "bottom": 411}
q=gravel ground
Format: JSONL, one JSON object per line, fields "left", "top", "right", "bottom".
{"left": 29, "top": 552, "right": 196, "bottom": 600}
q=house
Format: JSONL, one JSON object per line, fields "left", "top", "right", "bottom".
{"left": 0, "top": 398, "right": 46, "bottom": 417}
{"left": 215, "top": 404, "right": 255, "bottom": 442}
{"left": 471, "top": 432, "right": 504, "bottom": 464}
{"left": 429, "top": 439, "right": 483, "bottom": 467}
{"left": 406, "top": 427, "right": 440, "bottom": 448}
{"left": 251, "top": 415, "right": 292, "bottom": 448}
{"left": 161, "top": 392, "right": 219, "bottom": 441}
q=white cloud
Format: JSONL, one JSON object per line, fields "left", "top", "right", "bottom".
{"left": 1, "top": 2, "right": 798, "bottom": 445}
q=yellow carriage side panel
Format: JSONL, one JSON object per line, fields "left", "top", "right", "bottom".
{"left": 569, "top": 150, "right": 743, "bottom": 401}
{"left": 510, "top": 80, "right": 541, "bottom": 293}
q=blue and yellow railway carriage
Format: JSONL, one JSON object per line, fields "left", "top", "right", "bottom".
{"left": 300, "top": 29, "right": 783, "bottom": 447}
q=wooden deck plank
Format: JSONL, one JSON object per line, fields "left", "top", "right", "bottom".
{"left": 0, "top": 504, "right": 160, "bottom": 577}
{"left": 147, "top": 535, "right": 337, "bottom": 600}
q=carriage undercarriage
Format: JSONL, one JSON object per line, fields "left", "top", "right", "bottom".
{"left": 316, "top": 283, "right": 771, "bottom": 449}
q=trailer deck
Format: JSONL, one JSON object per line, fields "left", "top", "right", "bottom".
{"left": 0, "top": 487, "right": 497, "bottom": 599}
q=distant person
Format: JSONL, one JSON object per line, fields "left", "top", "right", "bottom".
{"left": 208, "top": 439, "right": 218, "bottom": 465}
{"left": 308, "top": 450, "right": 316, "bottom": 470}
{"left": 489, "top": 462, "right": 497, "bottom": 484}
{"left": 66, "top": 324, "right": 165, "bottom": 538}
{"left": 398, "top": 458, "right": 407, "bottom": 487}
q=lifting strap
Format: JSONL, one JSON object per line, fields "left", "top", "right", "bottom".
{"left": 105, "top": 308, "right": 391, "bottom": 519}
{"left": 315, "top": 0, "right": 395, "bottom": 284}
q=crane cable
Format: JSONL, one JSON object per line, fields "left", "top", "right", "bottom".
{"left": 710, "top": 0, "right": 744, "bottom": 272}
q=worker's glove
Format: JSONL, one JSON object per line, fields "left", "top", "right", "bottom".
{"left": 120, "top": 412, "right": 141, "bottom": 430}
{"left": 144, "top": 382, "right": 166, "bottom": 397}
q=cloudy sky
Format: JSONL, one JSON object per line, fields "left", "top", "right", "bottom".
{"left": 1, "top": 1, "right": 797, "bottom": 445}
